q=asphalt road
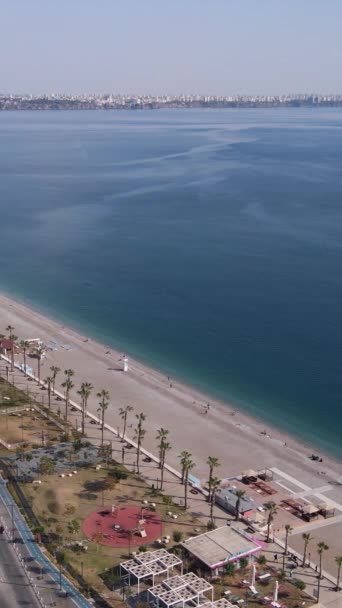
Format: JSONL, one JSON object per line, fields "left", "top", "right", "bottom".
{"left": 0, "top": 535, "right": 40, "bottom": 608}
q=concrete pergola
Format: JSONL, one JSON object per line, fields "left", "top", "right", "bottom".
{"left": 148, "top": 572, "right": 214, "bottom": 608}
{"left": 120, "top": 549, "right": 183, "bottom": 593}
{"left": 204, "top": 599, "right": 237, "bottom": 608}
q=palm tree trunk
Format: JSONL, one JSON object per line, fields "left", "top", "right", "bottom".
{"left": 337, "top": 564, "right": 341, "bottom": 591}
{"left": 136, "top": 440, "right": 140, "bottom": 474}
{"left": 48, "top": 384, "right": 51, "bottom": 409}
{"left": 160, "top": 449, "right": 165, "bottom": 490}
{"left": 317, "top": 575, "right": 321, "bottom": 602}
{"left": 210, "top": 498, "right": 214, "bottom": 521}
{"left": 302, "top": 542, "right": 308, "bottom": 566}
{"left": 81, "top": 399, "right": 86, "bottom": 435}
{"left": 65, "top": 391, "right": 69, "bottom": 421}
{"left": 11, "top": 340, "right": 14, "bottom": 371}
{"left": 184, "top": 471, "right": 188, "bottom": 510}
{"left": 122, "top": 414, "right": 127, "bottom": 442}
{"left": 101, "top": 415, "right": 104, "bottom": 445}
{"left": 208, "top": 467, "right": 213, "bottom": 502}
{"left": 160, "top": 462, "right": 165, "bottom": 491}
{"left": 23, "top": 349, "right": 27, "bottom": 377}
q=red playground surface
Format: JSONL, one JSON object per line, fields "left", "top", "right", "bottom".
{"left": 82, "top": 505, "right": 163, "bottom": 547}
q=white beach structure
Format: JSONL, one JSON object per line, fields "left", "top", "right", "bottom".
{"left": 273, "top": 580, "right": 279, "bottom": 603}
{"left": 120, "top": 549, "right": 183, "bottom": 594}
{"left": 148, "top": 572, "right": 214, "bottom": 608}
{"left": 123, "top": 356, "right": 129, "bottom": 372}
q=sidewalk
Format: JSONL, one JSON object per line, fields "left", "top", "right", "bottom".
{"left": 261, "top": 539, "right": 342, "bottom": 608}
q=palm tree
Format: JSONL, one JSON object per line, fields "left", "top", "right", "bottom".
{"left": 50, "top": 365, "right": 61, "bottom": 393}
{"left": 119, "top": 405, "right": 133, "bottom": 442}
{"left": 182, "top": 453, "right": 195, "bottom": 510}
{"left": 134, "top": 412, "right": 146, "bottom": 474}
{"left": 35, "top": 346, "right": 45, "bottom": 382}
{"left": 20, "top": 340, "right": 30, "bottom": 376}
{"left": 284, "top": 524, "right": 293, "bottom": 555}
{"left": 335, "top": 556, "right": 342, "bottom": 591}
{"left": 179, "top": 450, "right": 192, "bottom": 484}
{"left": 62, "top": 376, "right": 74, "bottom": 421}
{"left": 302, "top": 532, "right": 313, "bottom": 566}
{"left": 317, "top": 542, "right": 329, "bottom": 602}
{"left": 207, "top": 456, "right": 220, "bottom": 502}
{"left": 318, "top": 541, "right": 329, "bottom": 577}
{"left": 77, "top": 382, "right": 93, "bottom": 435}
{"left": 160, "top": 440, "right": 171, "bottom": 491}
{"left": 264, "top": 502, "right": 278, "bottom": 542}
{"left": 6, "top": 325, "right": 14, "bottom": 370}
{"left": 44, "top": 376, "right": 53, "bottom": 409}
{"left": 234, "top": 489, "right": 246, "bottom": 521}
{"left": 97, "top": 389, "right": 110, "bottom": 445}
{"left": 210, "top": 477, "right": 221, "bottom": 522}
{"left": 282, "top": 524, "right": 294, "bottom": 572}
{"left": 156, "top": 428, "right": 170, "bottom": 468}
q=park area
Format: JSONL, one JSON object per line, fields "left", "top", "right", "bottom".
{"left": 20, "top": 459, "right": 203, "bottom": 603}
{"left": 0, "top": 378, "right": 64, "bottom": 453}
{"left": 209, "top": 563, "right": 314, "bottom": 608}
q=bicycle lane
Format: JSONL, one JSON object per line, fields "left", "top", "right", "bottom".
{"left": 0, "top": 477, "right": 91, "bottom": 608}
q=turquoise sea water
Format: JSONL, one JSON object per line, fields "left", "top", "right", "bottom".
{"left": 0, "top": 108, "right": 342, "bottom": 459}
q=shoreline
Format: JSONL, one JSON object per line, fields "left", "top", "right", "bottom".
{"left": 0, "top": 290, "right": 341, "bottom": 484}
{"left": 1, "top": 286, "right": 339, "bottom": 461}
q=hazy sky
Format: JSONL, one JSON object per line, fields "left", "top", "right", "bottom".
{"left": 1, "top": 0, "right": 341, "bottom": 95}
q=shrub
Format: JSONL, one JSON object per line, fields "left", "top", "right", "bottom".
{"left": 139, "top": 545, "right": 148, "bottom": 553}
{"left": 47, "top": 501, "right": 60, "bottom": 515}
{"left": 207, "top": 520, "right": 216, "bottom": 531}
{"left": 239, "top": 557, "right": 248, "bottom": 570}
{"left": 173, "top": 530, "right": 183, "bottom": 543}
{"left": 294, "top": 579, "right": 306, "bottom": 591}
{"left": 108, "top": 466, "right": 128, "bottom": 481}
{"left": 225, "top": 562, "right": 236, "bottom": 576}
{"left": 64, "top": 503, "right": 76, "bottom": 516}
{"left": 257, "top": 555, "right": 267, "bottom": 565}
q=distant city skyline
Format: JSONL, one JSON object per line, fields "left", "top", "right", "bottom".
{"left": 2, "top": 92, "right": 342, "bottom": 112}
{"left": 1, "top": 1, "right": 342, "bottom": 95}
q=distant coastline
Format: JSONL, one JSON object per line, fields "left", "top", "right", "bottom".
{"left": 2, "top": 93, "right": 342, "bottom": 111}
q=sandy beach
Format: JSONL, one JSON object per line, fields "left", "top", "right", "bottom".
{"left": 0, "top": 291, "right": 341, "bottom": 488}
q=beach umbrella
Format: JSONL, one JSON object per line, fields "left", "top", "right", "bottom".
{"left": 273, "top": 580, "right": 279, "bottom": 602}
{"left": 251, "top": 564, "right": 256, "bottom": 586}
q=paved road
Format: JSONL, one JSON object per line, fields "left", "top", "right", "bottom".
{"left": 0, "top": 533, "right": 40, "bottom": 608}
{"left": 0, "top": 477, "right": 91, "bottom": 608}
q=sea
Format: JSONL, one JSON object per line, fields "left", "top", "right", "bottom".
{"left": 0, "top": 108, "right": 342, "bottom": 460}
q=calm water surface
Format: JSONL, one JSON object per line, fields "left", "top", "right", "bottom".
{"left": 0, "top": 108, "right": 342, "bottom": 459}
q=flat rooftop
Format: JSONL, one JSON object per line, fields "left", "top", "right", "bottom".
{"left": 181, "top": 525, "right": 260, "bottom": 569}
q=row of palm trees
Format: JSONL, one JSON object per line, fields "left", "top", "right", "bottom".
{"left": 2, "top": 335, "right": 222, "bottom": 514}
{"left": 0, "top": 332, "right": 111, "bottom": 449}
{"left": 4, "top": 327, "right": 342, "bottom": 592}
